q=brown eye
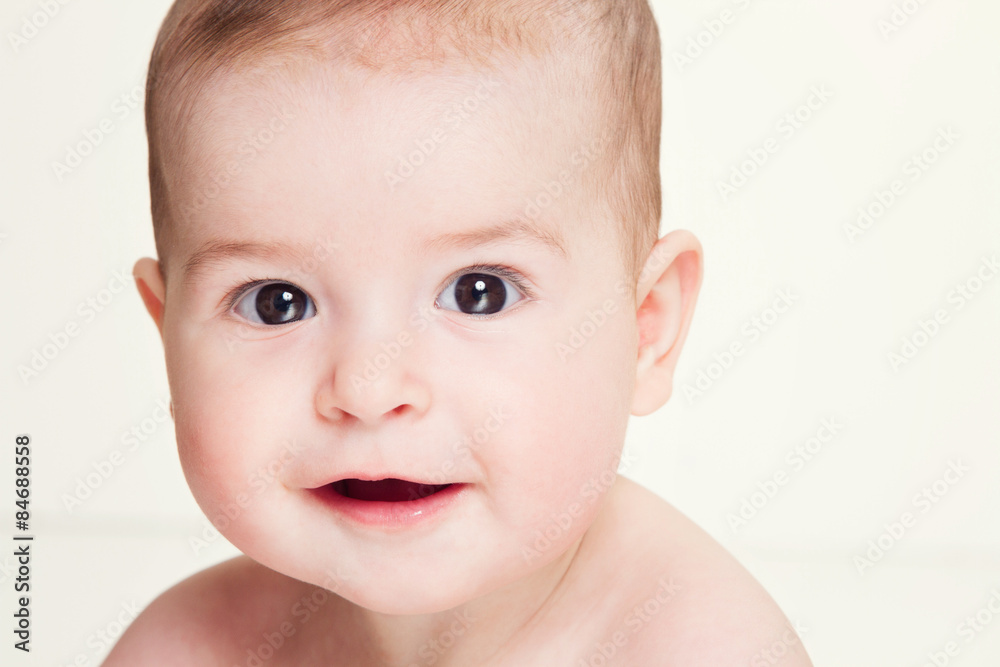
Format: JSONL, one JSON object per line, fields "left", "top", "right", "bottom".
{"left": 234, "top": 282, "right": 316, "bottom": 325}
{"left": 438, "top": 272, "right": 524, "bottom": 316}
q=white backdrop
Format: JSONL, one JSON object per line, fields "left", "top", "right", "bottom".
{"left": 1, "top": 0, "right": 998, "bottom": 665}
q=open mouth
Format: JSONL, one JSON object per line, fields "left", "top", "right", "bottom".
{"left": 310, "top": 478, "right": 466, "bottom": 527}
{"left": 329, "top": 478, "right": 452, "bottom": 503}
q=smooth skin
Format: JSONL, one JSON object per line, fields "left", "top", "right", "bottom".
{"left": 106, "top": 51, "right": 811, "bottom": 666}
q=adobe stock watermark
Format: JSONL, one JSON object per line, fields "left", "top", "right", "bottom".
{"left": 237, "top": 568, "right": 352, "bottom": 667}
{"left": 348, "top": 302, "right": 450, "bottom": 392}
{"left": 844, "top": 126, "right": 959, "bottom": 243}
{"left": 51, "top": 76, "right": 146, "bottom": 182}
{"left": 17, "top": 269, "right": 133, "bottom": 385}
{"left": 750, "top": 620, "right": 809, "bottom": 667}
{"left": 555, "top": 291, "right": 626, "bottom": 362}
{"left": 61, "top": 398, "right": 172, "bottom": 513}
{"left": 178, "top": 108, "right": 296, "bottom": 223}
{"left": 406, "top": 609, "right": 476, "bottom": 667}
{"left": 406, "top": 406, "right": 510, "bottom": 500}
{"left": 717, "top": 84, "right": 833, "bottom": 202}
{"left": 521, "top": 448, "right": 638, "bottom": 564}
{"left": 57, "top": 600, "right": 142, "bottom": 667}
{"left": 384, "top": 74, "right": 503, "bottom": 192}
{"left": 917, "top": 588, "right": 1000, "bottom": 667}
{"left": 853, "top": 459, "right": 969, "bottom": 575}
{"left": 289, "top": 570, "right": 352, "bottom": 621}
{"left": 672, "top": 0, "right": 756, "bottom": 72}
{"left": 7, "top": 0, "right": 73, "bottom": 53}
{"left": 682, "top": 288, "right": 798, "bottom": 404}
{"left": 578, "top": 576, "right": 682, "bottom": 667}
{"left": 556, "top": 240, "right": 674, "bottom": 362}
{"left": 522, "top": 136, "right": 605, "bottom": 223}
{"left": 0, "top": 554, "right": 19, "bottom": 587}
{"left": 222, "top": 234, "right": 340, "bottom": 353}
{"left": 877, "top": 0, "right": 933, "bottom": 40}
{"left": 190, "top": 437, "right": 306, "bottom": 556}
{"left": 360, "top": 133, "right": 607, "bottom": 379}
{"left": 727, "top": 417, "right": 845, "bottom": 533}
{"left": 887, "top": 254, "right": 997, "bottom": 372}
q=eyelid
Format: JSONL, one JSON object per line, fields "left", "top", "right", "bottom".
{"left": 434, "top": 263, "right": 536, "bottom": 321}
{"left": 222, "top": 278, "right": 272, "bottom": 313}
{"left": 222, "top": 278, "right": 317, "bottom": 327}
{"left": 452, "top": 263, "right": 537, "bottom": 300}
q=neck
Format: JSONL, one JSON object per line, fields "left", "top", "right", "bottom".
{"left": 345, "top": 536, "right": 587, "bottom": 666}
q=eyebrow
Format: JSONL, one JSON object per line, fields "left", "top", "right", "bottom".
{"left": 182, "top": 219, "right": 568, "bottom": 281}
{"left": 422, "top": 219, "right": 569, "bottom": 259}
{"left": 182, "top": 240, "right": 318, "bottom": 283}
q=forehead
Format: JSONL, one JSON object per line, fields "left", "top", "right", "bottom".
{"left": 162, "top": 52, "right": 611, "bottom": 270}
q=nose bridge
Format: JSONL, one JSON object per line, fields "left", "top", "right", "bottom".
{"left": 320, "top": 298, "right": 430, "bottom": 423}
{"left": 344, "top": 325, "right": 416, "bottom": 392}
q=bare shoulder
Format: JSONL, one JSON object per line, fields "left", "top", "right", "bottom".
{"left": 102, "top": 555, "right": 309, "bottom": 666}
{"left": 593, "top": 477, "right": 813, "bottom": 666}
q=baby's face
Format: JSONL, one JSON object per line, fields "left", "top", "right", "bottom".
{"left": 156, "top": 54, "right": 639, "bottom": 613}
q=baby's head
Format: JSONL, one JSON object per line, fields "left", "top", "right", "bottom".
{"left": 145, "top": 0, "right": 662, "bottom": 287}
{"left": 136, "top": 0, "right": 699, "bottom": 614}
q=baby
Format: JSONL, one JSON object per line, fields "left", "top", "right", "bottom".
{"left": 107, "top": 0, "right": 812, "bottom": 664}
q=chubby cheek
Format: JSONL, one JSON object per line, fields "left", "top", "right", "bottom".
{"left": 163, "top": 320, "right": 305, "bottom": 538}
{"left": 475, "top": 304, "right": 637, "bottom": 555}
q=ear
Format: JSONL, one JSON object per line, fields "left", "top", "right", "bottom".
{"left": 133, "top": 257, "right": 166, "bottom": 335}
{"left": 631, "top": 230, "right": 704, "bottom": 416}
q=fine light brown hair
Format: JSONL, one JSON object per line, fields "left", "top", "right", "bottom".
{"left": 145, "top": 0, "right": 662, "bottom": 291}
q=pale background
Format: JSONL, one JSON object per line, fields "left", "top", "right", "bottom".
{"left": 1, "top": 0, "right": 998, "bottom": 665}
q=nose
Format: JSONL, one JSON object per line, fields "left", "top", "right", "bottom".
{"left": 315, "top": 335, "right": 431, "bottom": 424}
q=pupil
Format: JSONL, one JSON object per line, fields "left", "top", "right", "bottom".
{"left": 455, "top": 273, "right": 506, "bottom": 315}
{"left": 256, "top": 284, "right": 305, "bottom": 324}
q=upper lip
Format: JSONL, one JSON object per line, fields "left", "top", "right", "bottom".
{"left": 305, "top": 472, "right": 457, "bottom": 490}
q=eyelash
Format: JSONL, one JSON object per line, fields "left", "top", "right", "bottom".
{"left": 223, "top": 278, "right": 275, "bottom": 313}
{"left": 221, "top": 263, "right": 536, "bottom": 317}
{"left": 452, "top": 263, "right": 536, "bottom": 301}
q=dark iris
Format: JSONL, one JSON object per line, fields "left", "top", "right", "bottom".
{"left": 255, "top": 283, "right": 309, "bottom": 324}
{"left": 454, "top": 273, "right": 507, "bottom": 315}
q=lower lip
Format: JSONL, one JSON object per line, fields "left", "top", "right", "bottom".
{"left": 308, "top": 483, "right": 468, "bottom": 529}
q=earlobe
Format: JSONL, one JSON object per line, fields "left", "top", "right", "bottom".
{"left": 630, "top": 230, "right": 704, "bottom": 416}
{"left": 133, "top": 257, "right": 166, "bottom": 334}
